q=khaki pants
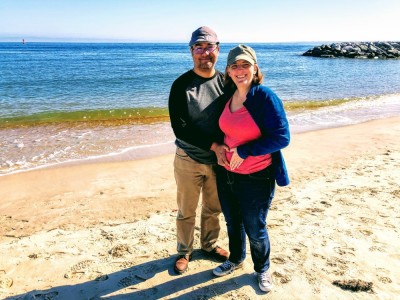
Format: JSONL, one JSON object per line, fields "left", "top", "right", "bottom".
{"left": 174, "top": 147, "right": 221, "bottom": 255}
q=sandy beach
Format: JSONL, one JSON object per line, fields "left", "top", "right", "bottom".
{"left": 0, "top": 117, "right": 399, "bottom": 299}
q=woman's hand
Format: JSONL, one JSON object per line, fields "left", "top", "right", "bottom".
{"left": 229, "top": 148, "right": 244, "bottom": 170}
{"left": 211, "top": 142, "right": 230, "bottom": 166}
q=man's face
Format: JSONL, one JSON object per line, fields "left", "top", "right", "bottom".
{"left": 190, "top": 42, "right": 219, "bottom": 71}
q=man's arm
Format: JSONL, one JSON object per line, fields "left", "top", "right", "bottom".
{"left": 168, "top": 79, "right": 215, "bottom": 150}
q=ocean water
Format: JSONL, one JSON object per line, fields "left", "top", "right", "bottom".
{"left": 1, "top": 42, "right": 400, "bottom": 175}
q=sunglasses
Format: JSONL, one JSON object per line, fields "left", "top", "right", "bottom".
{"left": 192, "top": 44, "right": 218, "bottom": 55}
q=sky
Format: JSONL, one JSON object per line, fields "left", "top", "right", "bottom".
{"left": 0, "top": 0, "right": 399, "bottom": 43}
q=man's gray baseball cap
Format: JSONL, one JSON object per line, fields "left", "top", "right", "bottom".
{"left": 189, "top": 26, "right": 219, "bottom": 46}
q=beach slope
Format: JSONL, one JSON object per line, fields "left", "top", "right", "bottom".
{"left": 1, "top": 117, "right": 399, "bottom": 299}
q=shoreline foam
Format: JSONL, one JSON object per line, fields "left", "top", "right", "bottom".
{"left": 2, "top": 112, "right": 400, "bottom": 177}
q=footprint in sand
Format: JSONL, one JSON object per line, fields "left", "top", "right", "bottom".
{"left": 131, "top": 224, "right": 149, "bottom": 238}
{"left": 333, "top": 246, "right": 355, "bottom": 256}
{"left": 100, "top": 229, "right": 116, "bottom": 242}
{"left": 109, "top": 244, "right": 131, "bottom": 257}
{"left": 359, "top": 217, "right": 376, "bottom": 225}
{"left": 320, "top": 200, "right": 332, "bottom": 207}
{"left": 118, "top": 275, "right": 146, "bottom": 288}
{"left": 271, "top": 255, "right": 289, "bottom": 264}
{"left": 326, "top": 257, "right": 351, "bottom": 276}
{"left": 64, "top": 259, "right": 95, "bottom": 279}
{"left": 26, "top": 291, "right": 59, "bottom": 299}
{"left": 303, "top": 207, "right": 325, "bottom": 216}
{"left": 326, "top": 257, "right": 349, "bottom": 267}
{"left": 312, "top": 253, "right": 326, "bottom": 260}
{"left": 369, "top": 245, "right": 385, "bottom": 252}
{"left": 70, "top": 259, "right": 95, "bottom": 272}
{"left": 89, "top": 272, "right": 109, "bottom": 281}
{"left": 290, "top": 247, "right": 308, "bottom": 265}
{"left": 358, "top": 229, "right": 373, "bottom": 236}
{"left": 383, "top": 222, "right": 396, "bottom": 228}
{"left": 304, "top": 269, "right": 318, "bottom": 285}
{"left": 376, "top": 267, "right": 393, "bottom": 284}
{"left": 391, "top": 189, "right": 400, "bottom": 198}
{"left": 378, "top": 276, "right": 392, "bottom": 283}
{"left": 0, "top": 276, "right": 13, "bottom": 288}
{"left": 272, "top": 270, "right": 292, "bottom": 284}
{"left": 268, "top": 218, "right": 291, "bottom": 228}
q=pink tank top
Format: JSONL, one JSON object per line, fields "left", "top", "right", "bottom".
{"left": 219, "top": 98, "right": 272, "bottom": 174}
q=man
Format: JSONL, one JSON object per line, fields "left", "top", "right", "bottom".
{"left": 168, "top": 26, "right": 230, "bottom": 274}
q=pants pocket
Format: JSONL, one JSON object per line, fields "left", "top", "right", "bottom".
{"left": 175, "top": 147, "right": 193, "bottom": 162}
{"left": 247, "top": 166, "right": 272, "bottom": 181}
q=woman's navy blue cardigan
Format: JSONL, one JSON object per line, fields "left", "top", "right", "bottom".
{"left": 238, "top": 84, "right": 290, "bottom": 187}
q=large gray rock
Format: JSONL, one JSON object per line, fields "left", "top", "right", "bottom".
{"left": 303, "top": 42, "right": 400, "bottom": 59}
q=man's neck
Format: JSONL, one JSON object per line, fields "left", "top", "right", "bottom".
{"left": 192, "top": 68, "right": 216, "bottom": 78}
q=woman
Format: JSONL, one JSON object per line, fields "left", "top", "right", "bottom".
{"left": 212, "top": 45, "right": 290, "bottom": 293}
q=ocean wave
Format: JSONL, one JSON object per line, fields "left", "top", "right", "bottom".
{"left": 287, "top": 93, "right": 400, "bottom": 132}
{"left": 1, "top": 93, "right": 399, "bottom": 175}
{"left": 2, "top": 93, "right": 399, "bottom": 129}
{"left": 0, "top": 107, "right": 170, "bottom": 128}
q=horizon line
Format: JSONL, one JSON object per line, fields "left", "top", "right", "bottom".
{"left": 1, "top": 35, "right": 398, "bottom": 44}
{"left": 1, "top": 39, "right": 398, "bottom": 44}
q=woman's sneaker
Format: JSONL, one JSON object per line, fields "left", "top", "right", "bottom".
{"left": 213, "top": 260, "right": 243, "bottom": 277}
{"left": 257, "top": 271, "right": 273, "bottom": 292}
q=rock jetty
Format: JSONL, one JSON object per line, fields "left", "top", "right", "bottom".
{"left": 302, "top": 42, "right": 400, "bottom": 59}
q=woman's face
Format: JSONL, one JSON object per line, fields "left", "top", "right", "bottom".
{"left": 227, "top": 59, "right": 257, "bottom": 88}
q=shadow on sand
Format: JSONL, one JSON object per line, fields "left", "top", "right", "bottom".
{"left": 5, "top": 251, "right": 262, "bottom": 299}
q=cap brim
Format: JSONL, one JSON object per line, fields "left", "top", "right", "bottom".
{"left": 190, "top": 39, "right": 219, "bottom": 46}
{"left": 227, "top": 54, "right": 255, "bottom": 66}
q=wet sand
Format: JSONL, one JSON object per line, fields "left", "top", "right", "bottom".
{"left": 0, "top": 117, "right": 399, "bottom": 299}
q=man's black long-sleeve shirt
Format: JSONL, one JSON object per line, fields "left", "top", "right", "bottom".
{"left": 168, "top": 70, "right": 227, "bottom": 164}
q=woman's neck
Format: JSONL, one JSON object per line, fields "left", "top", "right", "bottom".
{"left": 235, "top": 86, "right": 251, "bottom": 103}
{"left": 230, "top": 86, "right": 251, "bottom": 112}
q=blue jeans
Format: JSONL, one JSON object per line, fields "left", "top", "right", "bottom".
{"left": 216, "top": 165, "right": 275, "bottom": 273}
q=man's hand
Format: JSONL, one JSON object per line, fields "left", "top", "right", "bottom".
{"left": 210, "top": 142, "right": 230, "bottom": 166}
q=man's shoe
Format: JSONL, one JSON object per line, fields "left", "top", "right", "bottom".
{"left": 213, "top": 260, "right": 243, "bottom": 277}
{"left": 203, "top": 246, "right": 229, "bottom": 262}
{"left": 174, "top": 254, "right": 191, "bottom": 274}
{"left": 257, "top": 271, "right": 273, "bottom": 292}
